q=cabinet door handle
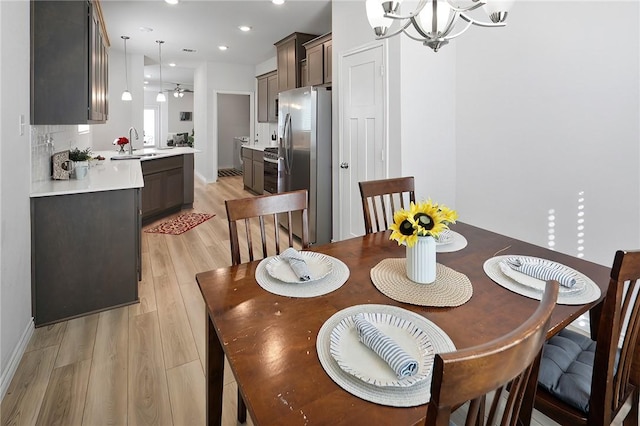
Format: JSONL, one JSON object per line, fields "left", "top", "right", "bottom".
{"left": 340, "top": 162, "right": 349, "bottom": 169}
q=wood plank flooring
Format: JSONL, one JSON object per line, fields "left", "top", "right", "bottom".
{"left": 1, "top": 176, "right": 559, "bottom": 426}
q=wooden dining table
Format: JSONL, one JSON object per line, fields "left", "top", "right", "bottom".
{"left": 196, "top": 222, "right": 611, "bottom": 425}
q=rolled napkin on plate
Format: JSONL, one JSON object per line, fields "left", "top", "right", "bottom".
{"left": 505, "top": 257, "right": 577, "bottom": 288}
{"left": 353, "top": 314, "right": 419, "bottom": 379}
{"left": 279, "top": 247, "right": 311, "bottom": 281}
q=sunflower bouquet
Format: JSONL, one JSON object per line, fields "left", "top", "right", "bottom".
{"left": 389, "top": 200, "right": 458, "bottom": 247}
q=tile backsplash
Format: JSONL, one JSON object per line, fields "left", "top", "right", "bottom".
{"left": 30, "top": 125, "right": 92, "bottom": 187}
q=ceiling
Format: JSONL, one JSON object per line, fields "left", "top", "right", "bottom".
{"left": 100, "top": 0, "right": 332, "bottom": 93}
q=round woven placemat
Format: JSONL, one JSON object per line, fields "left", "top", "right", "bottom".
{"left": 370, "top": 258, "right": 473, "bottom": 307}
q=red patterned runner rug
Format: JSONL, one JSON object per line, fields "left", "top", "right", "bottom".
{"left": 144, "top": 212, "right": 214, "bottom": 235}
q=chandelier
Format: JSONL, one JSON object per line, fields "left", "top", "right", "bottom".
{"left": 365, "top": 0, "right": 513, "bottom": 52}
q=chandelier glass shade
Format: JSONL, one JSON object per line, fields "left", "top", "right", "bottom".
{"left": 365, "top": 0, "right": 513, "bottom": 52}
{"left": 121, "top": 36, "right": 132, "bottom": 101}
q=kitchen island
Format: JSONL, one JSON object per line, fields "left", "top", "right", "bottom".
{"left": 30, "top": 147, "right": 196, "bottom": 326}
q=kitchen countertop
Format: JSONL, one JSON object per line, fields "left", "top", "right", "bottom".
{"left": 242, "top": 144, "right": 276, "bottom": 152}
{"left": 30, "top": 147, "right": 198, "bottom": 198}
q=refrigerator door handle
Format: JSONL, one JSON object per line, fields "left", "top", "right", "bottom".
{"left": 284, "top": 113, "right": 293, "bottom": 174}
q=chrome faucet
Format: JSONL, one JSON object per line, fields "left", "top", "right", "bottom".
{"left": 128, "top": 127, "right": 139, "bottom": 155}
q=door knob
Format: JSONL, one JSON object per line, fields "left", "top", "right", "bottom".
{"left": 340, "top": 162, "right": 349, "bottom": 169}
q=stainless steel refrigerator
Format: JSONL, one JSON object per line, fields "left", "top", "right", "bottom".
{"left": 277, "top": 86, "right": 332, "bottom": 245}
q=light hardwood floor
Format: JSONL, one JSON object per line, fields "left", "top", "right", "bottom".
{"left": 1, "top": 176, "right": 559, "bottom": 426}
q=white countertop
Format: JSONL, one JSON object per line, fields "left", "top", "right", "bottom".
{"left": 30, "top": 147, "right": 198, "bottom": 198}
{"left": 243, "top": 144, "right": 276, "bottom": 152}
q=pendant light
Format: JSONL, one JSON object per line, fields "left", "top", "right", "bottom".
{"left": 156, "top": 40, "right": 166, "bottom": 102}
{"left": 121, "top": 36, "right": 132, "bottom": 101}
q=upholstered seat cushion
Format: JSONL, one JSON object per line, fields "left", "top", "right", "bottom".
{"left": 537, "top": 329, "right": 595, "bottom": 414}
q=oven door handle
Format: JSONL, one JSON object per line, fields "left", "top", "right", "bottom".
{"left": 264, "top": 157, "right": 279, "bottom": 164}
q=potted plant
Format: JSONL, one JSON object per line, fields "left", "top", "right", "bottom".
{"left": 68, "top": 147, "right": 92, "bottom": 179}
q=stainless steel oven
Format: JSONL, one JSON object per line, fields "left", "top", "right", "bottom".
{"left": 263, "top": 147, "right": 281, "bottom": 194}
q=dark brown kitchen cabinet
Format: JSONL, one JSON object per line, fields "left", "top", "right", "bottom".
{"left": 300, "top": 59, "right": 308, "bottom": 87}
{"left": 31, "top": 0, "right": 110, "bottom": 124}
{"left": 242, "top": 147, "right": 264, "bottom": 194}
{"left": 141, "top": 155, "right": 186, "bottom": 223}
{"left": 31, "top": 188, "right": 140, "bottom": 326}
{"left": 257, "top": 70, "right": 278, "bottom": 123}
{"left": 304, "top": 33, "right": 332, "bottom": 87}
{"left": 275, "top": 32, "right": 317, "bottom": 92}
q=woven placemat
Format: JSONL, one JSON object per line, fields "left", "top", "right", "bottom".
{"left": 370, "top": 259, "right": 473, "bottom": 307}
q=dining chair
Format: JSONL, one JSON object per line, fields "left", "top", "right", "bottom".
{"left": 534, "top": 249, "right": 640, "bottom": 426}
{"left": 224, "top": 189, "right": 309, "bottom": 422}
{"left": 359, "top": 176, "right": 415, "bottom": 234}
{"left": 426, "top": 280, "right": 559, "bottom": 426}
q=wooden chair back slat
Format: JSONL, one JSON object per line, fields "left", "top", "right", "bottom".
{"left": 359, "top": 177, "right": 416, "bottom": 234}
{"left": 426, "top": 281, "right": 559, "bottom": 426}
{"left": 225, "top": 190, "right": 309, "bottom": 266}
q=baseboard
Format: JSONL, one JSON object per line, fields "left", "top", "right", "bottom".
{"left": 1, "top": 318, "right": 34, "bottom": 400}
{"left": 194, "top": 171, "right": 209, "bottom": 184}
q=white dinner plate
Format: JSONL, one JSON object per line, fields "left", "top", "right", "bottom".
{"left": 498, "top": 258, "right": 585, "bottom": 294}
{"left": 329, "top": 312, "right": 434, "bottom": 388}
{"left": 265, "top": 251, "right": 333, "bottom": 283}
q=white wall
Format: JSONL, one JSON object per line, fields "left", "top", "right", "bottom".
{"left": 91, "top": 50, "right": 145, "bottom": 151}
{"left": 0, "top": 0, "right": 33, "bottom": 399}
{"left": 194, "top": 62, "right": 255, "bottom": 183}
{"left": 455, "top": 1, "right": 640, "bottom": 267}
{"left": 168, "top": 91, "right": 194, "bottom": 135}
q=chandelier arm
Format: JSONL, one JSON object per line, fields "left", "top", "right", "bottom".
{"left": 400, "top": 27, "right": 431, "bottom": 43}
{"left": 449, "top": 2, "right": 486, "bottom": 13}
{"left": 408, "top": 10, "right": 459, "bottom": 41}
{"left": 375, "top": 19, "right": 414, "bottom": 40}
{"left": 459, "top": 12, "right": 506, "bottom": 28}
{"left": 383, "top": 0, "right": 428, "bottom": 21}
{"left": 438, "top": 20, "right": 474, "bottom": 41}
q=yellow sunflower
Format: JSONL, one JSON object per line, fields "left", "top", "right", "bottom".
{"left": 389, "top": 209, "right": 418, "bottom": 246}
{"left": 411, "top": 200, "right": 448, "bottom": 237}
{"left": 438, "top": 204, "right": 459, "bottom": 224}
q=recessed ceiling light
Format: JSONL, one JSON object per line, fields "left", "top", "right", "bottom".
{"left": 169, "top": 63, "right": 176, "bottom": 67}
{"left": 165, "top": 0, "right": 179, "bottom": 4}
{"left": 238, "top": 25, "right": 251, "bottom": 32}
{"left": 144, "top": 81, "right": 149, "bottom": 85}
{"left": 218, "top": 45, "right": 228, "bottom": 51}
{"left": 145, "top": 74, "right": 152, "bottom": 78}
{"left": 139, "top": 27, "right": 153, "bottom": 33}
{"left": 272, "top": 0, "right": 285, "bottom": 4}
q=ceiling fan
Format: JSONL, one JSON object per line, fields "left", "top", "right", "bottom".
{"left": 166, "top": 83, "right": 193, "bottom": 98}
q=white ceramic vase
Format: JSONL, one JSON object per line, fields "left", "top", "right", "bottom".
{"left": 406, "top": 235, "right": 436, "bottom": 284}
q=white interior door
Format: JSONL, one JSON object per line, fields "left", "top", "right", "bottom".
{"left": 338, "top": 43, "right": 386, "bottom": 240}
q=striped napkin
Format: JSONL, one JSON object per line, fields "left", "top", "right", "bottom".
{"left": 505, "top": 257, "right": 577, "bottom": 288}
{"left": 280, "top": 248, "right": 311, "bottom": 281}
{"left": 353, "top": 314, "right": 418, "bottom": 379}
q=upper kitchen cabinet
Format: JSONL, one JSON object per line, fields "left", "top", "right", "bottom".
{"left": 275, "top": 33, "right": 317, "bottom": 93}
{"left": 304, "top": 33, "right": 332, "bottom": 87}
{"left": 31, "top": 0, "right": 110, "bottom": 125}
{"left": 257, "top": 70, "right": 278, "bottom": 123}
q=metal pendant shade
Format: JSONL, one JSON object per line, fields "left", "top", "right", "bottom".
{"left": 156, "top": 40, "right": 166, "bottom": 102}
{"left": 121, "top": 36, "right": 132, "bottom": 101}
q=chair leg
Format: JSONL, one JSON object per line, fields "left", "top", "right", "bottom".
{"left": 237, "top": 389, "right": 247, "bottom": 423}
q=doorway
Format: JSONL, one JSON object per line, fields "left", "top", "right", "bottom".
{"left": 337, "top": 42, "right": 387, "bottom": 240}
{"left": 143, "top": 106, "right": 159, "bottom": 147}
{"left": 216, "top": 93, "right": 251, "bottom": 173}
